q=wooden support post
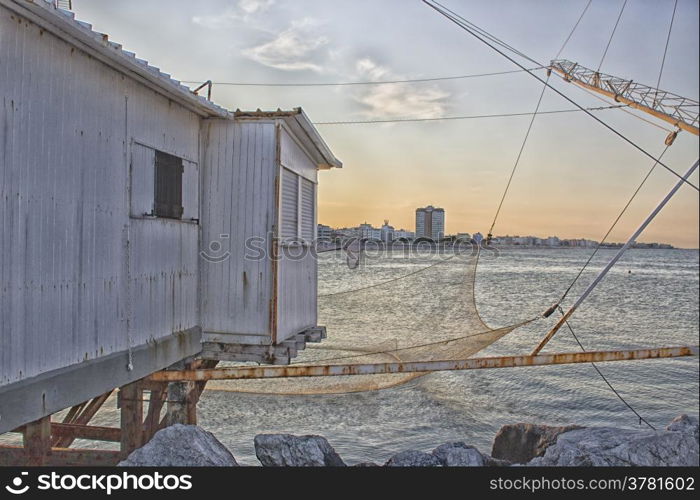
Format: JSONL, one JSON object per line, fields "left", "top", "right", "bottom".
{"left": 51, "top": 423, "right": 122, "bottom": 443}
{"left": 23, "top": 416, "right": 51, "bottom": 466}
{"left": 153, "top": 360, "right": 218, "bottom": 433}
{"left": 164, "top": 359, "right": 216, "bottom": 426}
{"left": 53, "top": 390, "right": 113, "bottom": 448}
{"left": 186, "top": 384, "right": 198, "bottom": 425}
{"left": 143, "top": 383, "right": 168, "bottom": 442}
{"left": 119, "top": 382, "right": 143, "bottom": 457}
{"left": 61, "top": 401, "right": 86, "bottom": 425}
{"left": 166, "top": 380, "right": 197, "bottom": 425}
{"left": 164, "top": 359, "right": 188, "bottom": 426}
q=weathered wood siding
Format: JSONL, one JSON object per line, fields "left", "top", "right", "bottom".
{"left": 200, "top": 120, "right": 277, "bottom": 343}
{"left": 0, "top": 4, "right": 200, "bottom": 386}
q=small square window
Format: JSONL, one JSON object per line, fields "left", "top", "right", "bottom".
{"left": 154, "top": 150, "right": 184, "bottom": 219}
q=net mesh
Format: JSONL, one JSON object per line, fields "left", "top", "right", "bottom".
{"left": 206, "top": 250, "right": 518, "bottom": 394}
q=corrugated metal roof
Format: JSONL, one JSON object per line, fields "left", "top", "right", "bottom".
{"left": 234, "top": 108, "right": 343, "bottom": 169}
{"left": 3, "top": 0, "right": 231, "bottom": 118}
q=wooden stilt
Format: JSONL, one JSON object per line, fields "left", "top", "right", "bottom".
{"left": 61, "top": 401, "right": 86, "bottom": 425}
{"left": 52, "top": 390, "right": 113, "bottom": 448}
{"left": 23, "top": 416, "right": 51, "bottom": 466}
{"left": 186, "top": 383, "right": 198, "bottom": 425}
{"left": 143, "top": 383, "right": 168, "bottom": 442}
{"left": 190, "top": 360, "right": 218, "bottom": 423}
{"left": 119, "top": 382, "right": 143, "bottom": 457}
{"left": 3, "top": 362, "right": 214, "bottom": 466}
{"left": 163, "top": 359, "right": 217, "bottom": 426}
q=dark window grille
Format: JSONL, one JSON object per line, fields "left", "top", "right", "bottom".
{"left": 154, "top": 150, "right": 184, "bottom": 219}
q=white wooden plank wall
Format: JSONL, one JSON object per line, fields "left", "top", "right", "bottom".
{"left": 200, "top": 120, "right": 277, "bottom": 337}
{"left": 0, "top": 6, "right": 200, "bottom": 385}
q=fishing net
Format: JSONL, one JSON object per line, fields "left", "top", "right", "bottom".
{"left": 206, "top": 248, "right": 519, "bottom": 394}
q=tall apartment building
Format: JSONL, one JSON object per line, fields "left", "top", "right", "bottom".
{"left": 415, "top": 205, "right": 445, "bottom": 240}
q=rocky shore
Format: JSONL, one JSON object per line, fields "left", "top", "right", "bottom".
{"left": 119, "top": 414, "right": 699, "bottom": 467}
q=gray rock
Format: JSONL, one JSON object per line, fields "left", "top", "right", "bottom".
{"left": 119, "top": 424, "right": 238, "bottom": 467}
{"left": 432, "top": 442, "right": 486, "bottom": 466}
{"left": 491, "top": 423, "right": 582, "bottom": 464}
{"left": 353, "top": 462, "right": 380, "bottom": 467}
{"left": 666, "top": 414, "right": 699, "bottom": 443}
{"left": 254, "top": 434, "right": 346, "bottom": 466}
{"left": 528, "top": 426, "right": 699, "bottom": 466}
{"left": 385, "top": 450, "right": 442, "bottom": 467}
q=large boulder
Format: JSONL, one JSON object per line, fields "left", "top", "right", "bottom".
{"left": 491, "top": 423, "right": 582, "bottom": 464}
{"left": 254, "top": 434, "right": 346, "bottom": 466}
{"left": 385, "top": 450, "right": 442, "bottom": 467}
{"left": 119, "top": 424, "right": 238, "bottom": 466}
{"left": 432, "top": 442, "right": 486, "bottom": 466}
{"left": 528, "top": 424, "right": 699, "bottom": 466}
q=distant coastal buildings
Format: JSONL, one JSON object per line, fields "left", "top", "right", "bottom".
{"left": 491, "top": 235, "right": 596, "bottom": 247}
{"left": 318, "top": 221, "right": 414, "bottom": 243}
{"left": 317, "top": 224, "right": 333, "bottom": 240}
{"left": 489, "top": 235, "right": 674, "bottom": 249}
{"left": 317, "top": 205, "right": 674, "bottom": 248}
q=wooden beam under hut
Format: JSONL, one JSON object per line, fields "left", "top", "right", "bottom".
{"left": 1, "top": 364, "right": 217, "bottom": 466}
{"left": 0, "top": 445, "right": 122, "bottom": 467}
{"left": 53, "top": 390, "right": 113, "bottom": 448}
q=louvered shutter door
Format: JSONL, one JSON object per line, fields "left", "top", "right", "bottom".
{"left": 280, "top": 168, "right": 299, "bottom": 240}
{"left": 300, "top": 178, "right": 315, "bottom": 242}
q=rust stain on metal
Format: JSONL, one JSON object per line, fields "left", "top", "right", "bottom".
{"left": 146, "top": 346, "right": 698, "bottom": 382}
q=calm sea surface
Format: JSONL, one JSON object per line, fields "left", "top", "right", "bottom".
{"left": 5, "top": 248, "right": 695, "bottom": 465}
{"left": 197, "top": 247, "right": 699, "bottom": 465}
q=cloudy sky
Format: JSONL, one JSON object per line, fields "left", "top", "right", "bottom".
{"left": 74, "top": 0, "right": 699, "bottom": 247}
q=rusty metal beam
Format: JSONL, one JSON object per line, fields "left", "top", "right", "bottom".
{"left": 146, "top": 346, "right": 698, "bottom": 382}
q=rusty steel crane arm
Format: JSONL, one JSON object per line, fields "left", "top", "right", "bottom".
{"left": 549, "top": 59, "right": 699, "bottom": 138}
{"left": 148, "top": 346, "right": 698, "bottom": 381}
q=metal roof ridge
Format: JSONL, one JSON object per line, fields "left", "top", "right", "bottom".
{"left": 6, "top": 0, "right": 231, "bottom": 118}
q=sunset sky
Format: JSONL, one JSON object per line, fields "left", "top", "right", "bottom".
{"left": 75, "top": 0, "right": 699, "bottom": 247}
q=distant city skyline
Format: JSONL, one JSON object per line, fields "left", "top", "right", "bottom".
{"left": 318, "top": 221, "right": 677, "bottom": 248}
